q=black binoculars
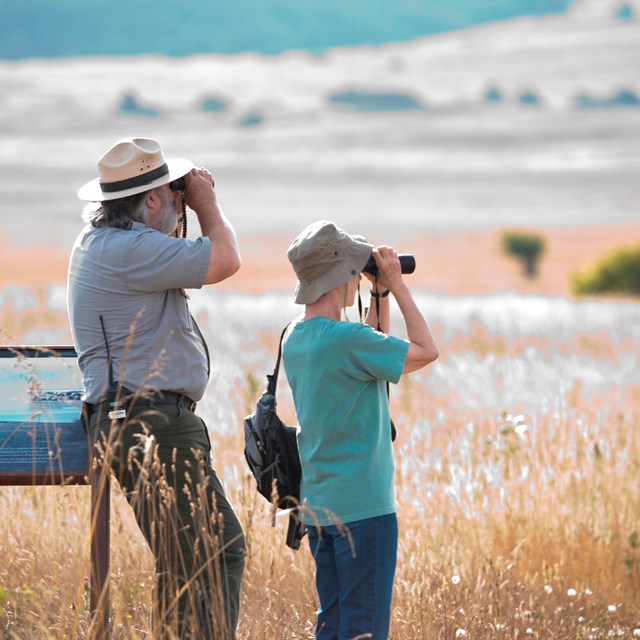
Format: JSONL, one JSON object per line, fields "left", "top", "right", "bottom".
{"left": 169, "top": 177, "right": 186, "bottom": 192}
{"left": 169, "top": 175, "right": 215, "bottom": 192}
{"left": 362, "top": 254, "right": 415, "bottom": 276}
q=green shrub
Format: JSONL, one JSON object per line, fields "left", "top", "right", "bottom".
{"left": 572, "top": 244, "right": 640, "bottom": 296}
{"left": 501, "top": 230, "right": 546, "bottom": 277}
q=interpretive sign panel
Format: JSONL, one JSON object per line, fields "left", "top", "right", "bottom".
{"left": 0, "top": 346, "right": 110, "bottom": 635}
{"left": 0, "top": 346, "right": 89, "bottom": 484}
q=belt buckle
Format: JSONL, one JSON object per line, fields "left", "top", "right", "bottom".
{"left": 176, "top": 393, "right": 196, "bottom": 412}
{"left": 181, "top": 395, "right": 196, "bottom": 412}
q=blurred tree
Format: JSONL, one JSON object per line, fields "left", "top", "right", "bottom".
{"left": 118, "top": 92, "right": 159, "bottom": 117}
{"left": 572, "top": 244, "right": 640, "bottom": 296}
{"left": 575, "top": 88, "right": 640, "bottom": 108}
{"left": 328, "top": 90, "right": 425, "bottom": 112}
{"left": 201, "top": 96, "right": 229, "bottom": 113}
{"left": 239, "top": 111, "right": 264, "bottom": 127}
{"left": 484, "top": 85, "right": 503, "bottom": 103}
{"left": 616, "top": 2, "right": 635, "bottom": 21}
{"left": 501, "top": 230, "right": 546, "bottom": 278}
{"left": 518, "top": 90, "right": 542, "bottom": 106}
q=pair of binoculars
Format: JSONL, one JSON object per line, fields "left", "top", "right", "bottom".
{"left": 169, "top": 177, "right": 186, "bottom": 192}
{"left": 362, "top": 254, "right": 415, "bottom": 276}
{"left": 169, "top": 175, "right": 215, "bottom": 193}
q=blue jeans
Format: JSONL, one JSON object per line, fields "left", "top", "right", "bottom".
{"left": 307, "top": 513, "right": 398, "bottom": 640}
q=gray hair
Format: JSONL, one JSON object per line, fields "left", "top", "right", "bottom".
{"left": 82, "top": 191, "right": 150, "bottom": 229}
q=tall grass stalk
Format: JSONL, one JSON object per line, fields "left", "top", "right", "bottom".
{"left": 1, "top": 291, "right": 639, "bottom": 638}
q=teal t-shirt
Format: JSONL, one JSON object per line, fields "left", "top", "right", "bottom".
{"left": 282, "top": 317, "right": 409, "bottom": 527}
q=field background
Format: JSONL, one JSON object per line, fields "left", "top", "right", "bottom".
{"left": 1, "top": 3, "right": 640, "bottom": 344}
{"left": 1, "top": 3, "right": 640, "bottom": 638}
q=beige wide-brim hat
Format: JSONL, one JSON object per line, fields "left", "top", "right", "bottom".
{"left": 288, "top": 220, "right": 373, "bottom": 304}
{"left": 77, "top": 137, "right": 193, "bottom": 201}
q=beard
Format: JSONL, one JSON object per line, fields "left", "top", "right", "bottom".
{"left": 154, "top": 192, "right": 180, "bottom": 235}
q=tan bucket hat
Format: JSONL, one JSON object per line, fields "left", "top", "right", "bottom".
{"left": 288, "top": 220, "right": 373, "bottom": 304}
{"left": 77, "top": 137, "right": 193, "bottom": 201}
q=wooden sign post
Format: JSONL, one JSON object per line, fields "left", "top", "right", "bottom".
{"left": 0, "top": 346, "right": 110, "bottom": 638}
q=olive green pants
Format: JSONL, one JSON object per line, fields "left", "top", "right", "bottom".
{"left": 90, "top": 400, "right": 245, "bottom": 639}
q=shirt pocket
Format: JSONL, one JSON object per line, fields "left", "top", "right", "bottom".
{"left": 177, "top": 288, "right": 194, "bottom": 331}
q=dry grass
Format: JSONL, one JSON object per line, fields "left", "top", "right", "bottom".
{"left": 1, "top": 261, "right": 640, "bottom": 638}
{"left": 4, "top": 221, "right": 640, "bottom": 296}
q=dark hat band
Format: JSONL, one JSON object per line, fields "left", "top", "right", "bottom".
{"left": 100, "top": 163, "right": 169, "bottom": 193}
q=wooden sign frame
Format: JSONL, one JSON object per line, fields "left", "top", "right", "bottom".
{"left": 0, "top": 345, "right": 110, "bottom": 638}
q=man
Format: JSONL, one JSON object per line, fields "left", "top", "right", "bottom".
{"left": 67, "top": 137, "right": 245, "bottom": 638}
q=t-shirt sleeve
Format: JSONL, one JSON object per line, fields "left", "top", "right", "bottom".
{"left": 344, "top": 323, "right": 409, "bottom": 384}
{"left": 122, "top": 231, "right": 211, "bottom": 292}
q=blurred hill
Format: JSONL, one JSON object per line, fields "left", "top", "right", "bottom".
{"left": 1, "top": 0, "right": 574, "bottom": 59}
{"left": 0, "top": 1, "right": 638, "bottom": 251}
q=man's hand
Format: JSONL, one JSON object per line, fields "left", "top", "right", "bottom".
{"left": 183, "top": 167, "right": 216, "bottom": 213}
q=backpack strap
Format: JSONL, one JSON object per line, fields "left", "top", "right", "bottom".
{"left": 267, "top": 324, "right": 289, "bottom": 397}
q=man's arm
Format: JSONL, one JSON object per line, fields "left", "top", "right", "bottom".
{"left": 184, "top": 167, "right": 241, "bottom": 284}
